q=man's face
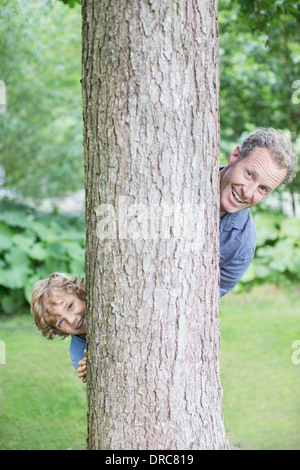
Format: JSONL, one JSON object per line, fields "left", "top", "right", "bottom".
{"left": 51, "top": 293, "right": 86, "bottom": 335}
{"left": 220, "top": 146, "right": 287, "bottom": 213}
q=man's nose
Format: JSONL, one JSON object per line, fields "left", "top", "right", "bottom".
{"left": 242, "top": 183, "right": 255, "bottom": 201}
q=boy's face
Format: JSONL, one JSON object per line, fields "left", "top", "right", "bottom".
{"left": 52, "top": 293, "right": 86, "bottom": 335}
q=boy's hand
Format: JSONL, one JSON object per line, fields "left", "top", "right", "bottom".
{"left": 77, "top": 349, "right": 87, "bottom": 383}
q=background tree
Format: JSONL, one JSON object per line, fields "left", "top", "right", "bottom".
{"left": 82, "top": 0, "right": 228, "bottom": 450}
{"left": 0, "top": 0, "right": 83, "bottom": 200}
{"left": 219, "top": 0, "right": 300, "bottom": 214}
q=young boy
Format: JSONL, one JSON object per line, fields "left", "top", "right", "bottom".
{"left": 30, "top": 272, "right": 87, "bottom": 382}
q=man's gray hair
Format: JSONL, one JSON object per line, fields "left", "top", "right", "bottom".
{"left": 239, "top": 127, "right": 297, "bottom": 184}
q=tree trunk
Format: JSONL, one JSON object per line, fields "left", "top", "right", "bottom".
{"left": 82, "top": 0, "right": 228, "bottom": 450}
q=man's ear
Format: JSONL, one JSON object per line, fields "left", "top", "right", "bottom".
{"left": 228, "top": 146, "right": 242, "bottom": 166}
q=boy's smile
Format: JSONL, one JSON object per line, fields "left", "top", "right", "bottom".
{"left": 52, "top": 293, "right": 86, "bottom": 335}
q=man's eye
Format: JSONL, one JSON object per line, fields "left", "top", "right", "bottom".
{"left": 246, "top": 171, "right": 252, "bottom": 177}
{"left": 260, "top": 186, "right": 267, "bottom": 193}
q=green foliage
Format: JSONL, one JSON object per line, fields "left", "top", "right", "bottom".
{"left": 219, "top": 0, "right": 300, "bottom": 208}
{"left": 239, "top": 210, "right": 300, "bottom": 288}
{"left": 236, "top": 0, "right": 300, "bottom": 33}
{"left": 219, "top": 0, "right": 300, "bottom": 139}
{"left": 58, "top": 0, "right": 81, "bottom": 7}
{"left": 0, "top": 0, "right": 83, "bottom": 200}
{"left": 0, "top": 201, "right": 85, "bottom": 315}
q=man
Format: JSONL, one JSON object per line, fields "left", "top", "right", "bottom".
{"left": 219, "top": 127, "right": 297, "bottom": 298}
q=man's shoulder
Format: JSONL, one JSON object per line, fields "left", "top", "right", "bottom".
{"left": 243, "top": 209, "right": 257, "bottom": 247}
{"left": 220, "top": 209, "right": 257, "bottom": 262}
{"left": 221, "top": 208, "right": 256, "bottom": 235}
{"left": 238, "top": 208, "right": 256, "bottom": 235}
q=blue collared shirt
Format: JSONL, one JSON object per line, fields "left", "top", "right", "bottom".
{"left": 69, "top": 208, "right": 257, "bottom": 369}
{"left": 69, "top": 334, "right": 86, "bottom": 370}
{"left": 219, "top": 208, "right": 257, "bottom": 298}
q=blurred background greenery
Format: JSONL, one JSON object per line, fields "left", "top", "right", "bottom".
{"left": 0, "top": 0, "right": 299, "bottom": 450}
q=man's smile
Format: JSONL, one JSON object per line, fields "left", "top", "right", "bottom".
{"left": 231, "top": 187, "right": 247, "bottom": 204}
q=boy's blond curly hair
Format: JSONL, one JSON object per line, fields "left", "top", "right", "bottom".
{"left": 30, "top": 272, "right": 85, "bottom": 340}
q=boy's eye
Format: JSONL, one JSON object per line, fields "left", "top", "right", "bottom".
{"left": 67, "top": 303, "right": 73, "bottom": 311}
{"left": 58, "top": 319, "right": 64, "bottom": 327}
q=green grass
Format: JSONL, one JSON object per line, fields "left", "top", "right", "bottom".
{"left": 0, "top": 284, "right": 299, "bottom": 449}
{"left": 220, "top": 284, "right": 300, "bottom": 450}
{"left": 0, "top": 314, "right": 87, "bottom": 450}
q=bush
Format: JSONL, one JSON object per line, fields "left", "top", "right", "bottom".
{"left": 1, "top": 203, "right": 298, "bottom": 314}
{"left": 0, "top": 201, "right": 85, "bottom": 314}
{"left": 240, "top": 210, "right": 300, "bottom": 288}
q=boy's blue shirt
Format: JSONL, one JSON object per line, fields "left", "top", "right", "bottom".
{"left": 69, "top": 207, "right": 257, "bottom": 369}
{"left": 70, "top": 334, "right": 86, "bottom": 369}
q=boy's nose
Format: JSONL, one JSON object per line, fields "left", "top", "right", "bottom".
{"left": 64, "top": 312, "right": 76, "bottom": 327}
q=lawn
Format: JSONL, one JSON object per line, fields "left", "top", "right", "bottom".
{"left": 0, "top": 283, "right": 299, "bottom": 450}
{"left": 0, "top": 314, "right": 87, "bottom": 450}
{"left": 220, "top": 283, "right": 300, "bottom": 450}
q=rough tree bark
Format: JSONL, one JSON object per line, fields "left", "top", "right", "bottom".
{"left": 82, "top": 0, "right": 228, "bottom": 450}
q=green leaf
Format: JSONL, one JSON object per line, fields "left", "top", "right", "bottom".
{"left": 46, "top": 242, "right": 68, "bottom": 260}
{"left": 43, "top": 258, "right": 69, "bottom": 275}
{"left": 69, "top": 259, "right": 85, "bottom": 277}
{"left": 30, "top": 221, "right": 59, "bottom": 241}
{"left": 12, "top": 231, "right": 36, "bottom": 251}
{"left": 254, "top": 264, "right": 273, "bottom": 279}
{"left": 24, "top": 274, "right": 42, "bottom": 304}
{"left": 287, "top": 252, "right": 300, "bottom": 277}
{"left": 0, "top": 250, "right": 32, "bottom": 289}
{"left": 58, "top": 0, "right": 81, "bottom": 8}
{"left": 253, "top": 213, "right": 281, "bottom": 246}
{"left": 0, "top": 211, "right": 30, "bottom": 228}
{"left": 0, "top": 223, "right": 14, "bottom": 251}
{"left": 268, "top": 240, "right": 295, "bottom": 273}
{"left": 240, "top": 262, "right": 256, "bottom": 282}
{"left": 1, "top": 289, "right": 25, "bottom": 314}
{"left": 4, "top": 247, "right": 30, "bottom": 267}
{"left": 64, "top": 241, "right": 85, "bottom": 261}
{"left": 279, "top": 218, "right": 300, "bottom": 240}
{"left": 28, "top": 243, "right": 48, "bottom": 261}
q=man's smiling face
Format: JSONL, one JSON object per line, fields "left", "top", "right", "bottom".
{"left": 220, "top": 146, "right": 287, "bottom": 213}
